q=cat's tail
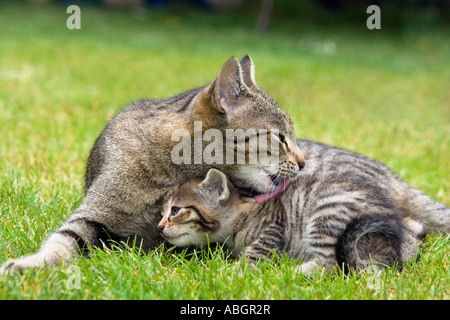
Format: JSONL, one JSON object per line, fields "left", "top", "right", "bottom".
{"left": 393, "top": 179, "right": 450, "bottom": 235}
{"left": 336, "top": 214, "right": 423, "bottom": 271}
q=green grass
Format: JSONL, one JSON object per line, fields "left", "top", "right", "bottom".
{"left": 0, "top": 2, "right": 449, "bottom": 300}
{"left": 2, "top": 240, "right": 450, "bottom": 300}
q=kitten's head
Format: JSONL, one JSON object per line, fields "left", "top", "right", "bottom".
{"left": 158, "top": 169, "right": 240, "bottom": 247}
{"left": 196, "top": 56, "right": 305, "bottom": 202}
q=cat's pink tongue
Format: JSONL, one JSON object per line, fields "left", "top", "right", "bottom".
{"left": 254, "top": 178, "right": 289, "bottom": 203}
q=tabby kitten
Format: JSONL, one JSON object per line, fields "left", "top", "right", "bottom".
{"left": 159, "top": 164, "right": 447, "bottom": 273}
{"left": 1, "top": 56, "right": 305, "bottom": 274}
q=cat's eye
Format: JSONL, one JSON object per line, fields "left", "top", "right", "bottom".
{"left": 171, "top": 206, "right": 181, "bottom": 216}
{"left": 279, "top": 134, "right": 286, "bottom": 144}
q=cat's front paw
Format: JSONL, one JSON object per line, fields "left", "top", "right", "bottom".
{"left": 0, "top": 255, "right": 47, "bottom": 276}
{"left": 0, "top": 259, "right": 27, "bottom": 275}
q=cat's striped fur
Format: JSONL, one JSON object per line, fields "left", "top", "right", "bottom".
{"left": 159, "top": 153, "right": 448, "bottom": 272}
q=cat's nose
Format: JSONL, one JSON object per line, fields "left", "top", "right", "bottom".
{"left": 157, "top": 224, "right": 165, "bottom": 232}
{"left": 293, "top": 148, "right": 305, "bottom": 172}
{"left": 297, "top": 160, "right": 306, "bottom": 171}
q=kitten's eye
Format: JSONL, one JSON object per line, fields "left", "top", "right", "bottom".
{"left": 171, "top": 206, "right": 181, "bottom": 216}
{"left": 279, "top": 134, "right": 286, "bottom": 144}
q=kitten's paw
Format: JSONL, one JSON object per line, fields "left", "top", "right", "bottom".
{"left": 294, "top": 260, "right": 338, "bottom": 278}
{"left": 294, "top": 261, "right": 319, "bottom": 275}
{"left": 231, "top": 261, "right": 261, "bottom": 276}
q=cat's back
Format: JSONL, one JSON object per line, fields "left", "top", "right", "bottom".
{"left": 109, "top": 86, "right": 205, "bottom": 134}
{"left": 85, "top": 87, "right": 204, "bottom": 190}
{"left": 117, "top": 86, "right": 205, "bottom": 121}
{"left": 297, "top": 139, "right": 399, "bottom": 183}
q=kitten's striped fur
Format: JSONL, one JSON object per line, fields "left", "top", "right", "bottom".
{"left": 159, "top": 154, "right": 447, "bottom": 272}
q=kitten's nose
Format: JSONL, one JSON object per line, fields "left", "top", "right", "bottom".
{"left": 157, "top": 224, "right": 165, "bottom": 232}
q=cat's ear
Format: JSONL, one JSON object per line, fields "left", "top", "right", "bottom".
{"left": 240, "top": 55, "right": 257, "bottom": 89}
{"left": 200, "top": 169, "right": 230, "bottom": 205}
{"left": 208, "top": 56, "right": 248, "bottom": 115}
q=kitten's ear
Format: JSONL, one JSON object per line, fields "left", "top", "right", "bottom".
{"left": 240, "top": 55, "right": 257, "bottom": 88}
{"left": 208, "top": 56, "right": 248, "bottom": 115}
{"left": 200, "top": 169, "right": 230, "bottom": 205}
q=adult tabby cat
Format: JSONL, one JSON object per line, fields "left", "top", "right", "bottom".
{"left": 1, "top": 56, "right": 306, "bottom": 274}
{"left": 159, "top": 166, "right": 448, "bottom": 273}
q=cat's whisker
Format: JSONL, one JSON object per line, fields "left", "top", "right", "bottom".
{"left": 248, "top": 169, "right": 273, "bottom": 196}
